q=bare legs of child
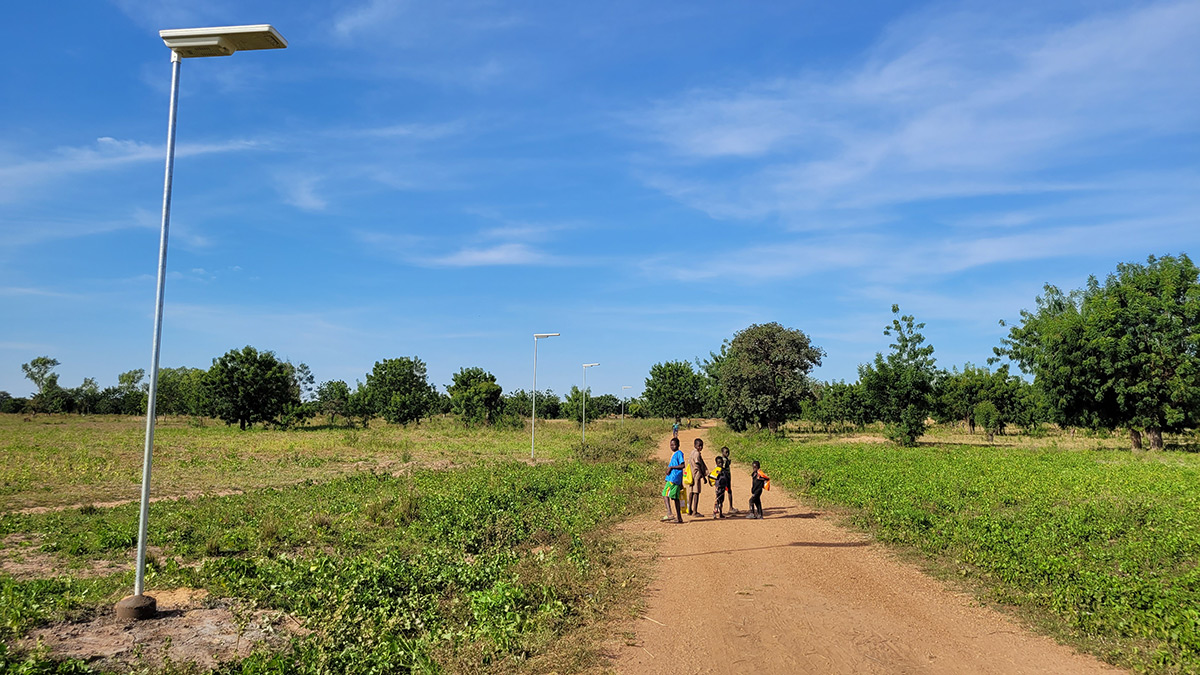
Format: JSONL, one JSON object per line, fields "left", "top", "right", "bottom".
{"left": 748, "top": 492, "right": 763, "bottom": 519}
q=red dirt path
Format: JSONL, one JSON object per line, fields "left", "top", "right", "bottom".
{"left": 607, "top": 423, "right": 1124, "bottom": 674}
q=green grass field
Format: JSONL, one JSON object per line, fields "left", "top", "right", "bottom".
{"left": 0, "top": 414, "right": 658, "bottom": 511}
{"left": 712, "top": 425, "right": 1200, "bottom": 673}
{"left": 0, "top": 414, "right": 665, "bottom": 674}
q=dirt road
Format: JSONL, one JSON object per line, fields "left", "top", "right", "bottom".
{"left": 608, "top": 424, "right": 1122, "bottom": 674}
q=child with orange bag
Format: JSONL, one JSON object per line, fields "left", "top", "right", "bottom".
{"left": 746, "top": 460, "right": 770, "bottom": 519}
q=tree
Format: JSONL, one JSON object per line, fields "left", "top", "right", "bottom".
{"left": 503, "top": 389, "right": 561, "bottom": 419}
{"left": 288, "top": 362, "right": 316, "bottom": 402}
{"left": 155, "top": 367, "right": 208, "bottom": 416}
{"left": 718, "top": 323, "right": 824, "bottom": 432}
{"left": 997, "top": 255, "right": 1200, "bottom": 450}
{"left": 21, "top": 356, "right": 60, "bottom": 395}
{"left": 70, "top": 378, "right": 101, "bottom": 415}
{"left": 643, "top": 360, "right": 704, "bottom": 423}
{"left": 809, "top": 380, "right": 861, "bottom": 433}
{"left": 859, "top": 306, "right": 937, "bottom": 446}
{"left": 316, "top": 380, "right": 351, "bottom": 424}
{"left": 205, "top": 346, "right": 300, "bottom": 430}
{"left": 1, "top": 395, "right": 29, "bottom": 414}
{"left": 346, "top": 382, "right": 375, "bottom": 428}
{"left": 364, "top": 357, "right": 437, "bottom": 425}
{"left": 447, "top": 367, "right": 504, "bottom": 425}
{"left": 561, "top": 386, "right": 591, "bottom": 424}
{"left": 590, "top": 394, "right": 620, "bottom": 418}
{"left": 974, "top": 401, "right": 1001, "bottom": 442}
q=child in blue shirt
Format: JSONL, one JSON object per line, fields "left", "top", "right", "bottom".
{"left": 661, "top": 437, "right": 685, "bottom": 523}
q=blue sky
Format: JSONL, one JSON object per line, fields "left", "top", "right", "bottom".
{"left": 2, "top": 0, "right": 1198, "bottom": 400}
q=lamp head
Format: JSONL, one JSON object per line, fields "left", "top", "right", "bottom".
{"left": 160, "top": 24, "right": 287, "bottom": 58}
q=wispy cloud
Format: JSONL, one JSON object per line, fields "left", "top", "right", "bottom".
{"left": 424, "top": 242, "right": 561, "bottom": 267}
{"left": 0, "top": 286, "right": 75, "bottom": 298}
{"left": 629, "top": 1, "right": 1200, "bottom": 223}
{"left": 276, "top": 174, "right": 328, "bottom": 212}
{"left": 646, "top": 213, "right": 1198, "bottom": 286}
{"left": 110, "top": 0, "right": 234, "bottom": 31}
{"left": 0, "top": 137, "right": 263, "bottom": 204}
{"left": 355, "top": 209, "right": 580, "bottom": 268}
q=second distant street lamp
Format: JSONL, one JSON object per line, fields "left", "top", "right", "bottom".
{"left": 115, "top": 24, "right": 288, "bottom": 622}
{"left": 621, "top": 385, "right": 632, "bottom": 423}
{"left": 581, "top": 363, "right": 599, "bottom": 442}
{"left": 531, "top": 333, "right": 559, "bottom": 459}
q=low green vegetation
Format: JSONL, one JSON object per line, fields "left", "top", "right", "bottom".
{"left": 0, "top": 415, "right": 661, "bottom": 511}
{"left": 713, "top": 426, "right": 1200, "bottom": 673}
{"left": 1, "top": 425, "right": 657, "bottom": 673}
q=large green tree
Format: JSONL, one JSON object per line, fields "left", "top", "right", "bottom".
{"left": 859, "top": 306, "right": 937, "bottom": 446}
{"left": 205, "top": 346, "right": 299, "bottom": 430}
{"left": 643, "top": 360, "right": 704, "bottom": 423}
{"left": 21, "top": 356, "right": 59, "bottom": 395}
{"left": 718, "top": 323, "right": 824, "bottom": 432}
{"left": 997, "top": 254, "right": 1200, "bottom": 450}
{"left": 447, "top": 367, "right": 504, "bottom": 425}
{"left": 364, "top": 357, "right": 437, "bottom": 425}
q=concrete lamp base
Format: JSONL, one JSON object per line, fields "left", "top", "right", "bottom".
{"left": 115, "top": 594, "right": 157, "bottom": 620}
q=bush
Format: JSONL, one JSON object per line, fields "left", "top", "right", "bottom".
{"left": 883, "top": 404, "right": 926, "bottom": 447}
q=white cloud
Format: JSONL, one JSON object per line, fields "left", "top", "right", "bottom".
{"left": 277, "top": 174, "right": 328, "bottom": 211}
{"left": 109, "top": 0, "right": 233, "bottom": 31}
{"left": 629, "top": 1, "right": 1200, "bottom": 222}
{"left": 0, "top": 137, "right": 263, "bottom": 204}
{"left": 425, "top": 243, "right": 559, "bottom": 267}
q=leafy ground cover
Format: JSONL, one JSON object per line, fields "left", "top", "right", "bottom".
{"left": 712, "top": 426, "right": 1200, "bottom": 673}
{"left": 0, "top": 419, "right": 660, "bottom": 673}
{"left": 0, "top": 414, "right": 661, "bottom": 511}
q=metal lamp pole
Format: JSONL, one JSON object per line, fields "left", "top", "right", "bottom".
{"left": 621, "top": 385, "right": 631, "bottom": 424}
{"left": 531, "top": 333, "right": 559, "bottom": 459}
{"left": 116, "top": 25, "right": 287, "bottom": 622}
{"left": 582, "top": 363, "right": 599, "bottom": 442}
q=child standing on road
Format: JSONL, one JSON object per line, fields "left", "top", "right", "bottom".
{"left": 688, "top": 438, "right": 710, "bottom": 518}
{"left": 747, "top": 460, "right": 770, "bottom": 519}
{"left": 720, "top": 446, "right": 738, "bottom": 514}
{"left": 711, "top": 456, "right": 731, "bottom": 518}
{"left": 661, "top": 438, "right": 685, "bottom": 523}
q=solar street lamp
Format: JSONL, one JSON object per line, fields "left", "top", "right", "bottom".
{"left": 115, "top": 24, "right": 288, "bottom": 623}
{"left": 621, "top": 385, "right": 632, "bottom": 424}
{"left": 581, "top": 363, "right": 599, "bottom": 442}
{"left": 531, "top": 333, "right": 560, "bottom": 460}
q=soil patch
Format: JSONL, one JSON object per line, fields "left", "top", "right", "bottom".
{"left": 21, "top": 588, "right": 308, "bottom": 671}
{"left": 0, "top": 534, "right": 127, "bottom": 580}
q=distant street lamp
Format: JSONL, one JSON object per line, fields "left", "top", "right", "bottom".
{"left": 582, "top": 363, "right": 599, "bottom": 442}
{"left": 531, "top": 333, "right": 559, "bottom": 460}
{"left": 116, "top": 25, "right": 288, "bottom": 623}
{"left": 621, "top": 385, "right": 632, "bottom": 424}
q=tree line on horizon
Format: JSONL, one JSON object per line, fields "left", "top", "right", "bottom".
{"left": 4, "top": 254, "right": 1197, "bottom": 451}
{"left": 2, "top": 349, "right": 639, "bottom": 431}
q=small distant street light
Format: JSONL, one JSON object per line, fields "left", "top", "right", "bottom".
{"left": 531, "top": 333, "right": 559, "bottom": 460}
{"left": 621, "top": 385, "right": 632, "bottom": 424}
{"left": 581, "top": 363, "right": 599, "bottom": 442}
{"left": 116, "top": 25, "right": 287, "bottom": 623}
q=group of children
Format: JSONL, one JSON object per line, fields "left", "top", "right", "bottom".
{"left": 661, "top": 436, "right": 769, "bottom": 524}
